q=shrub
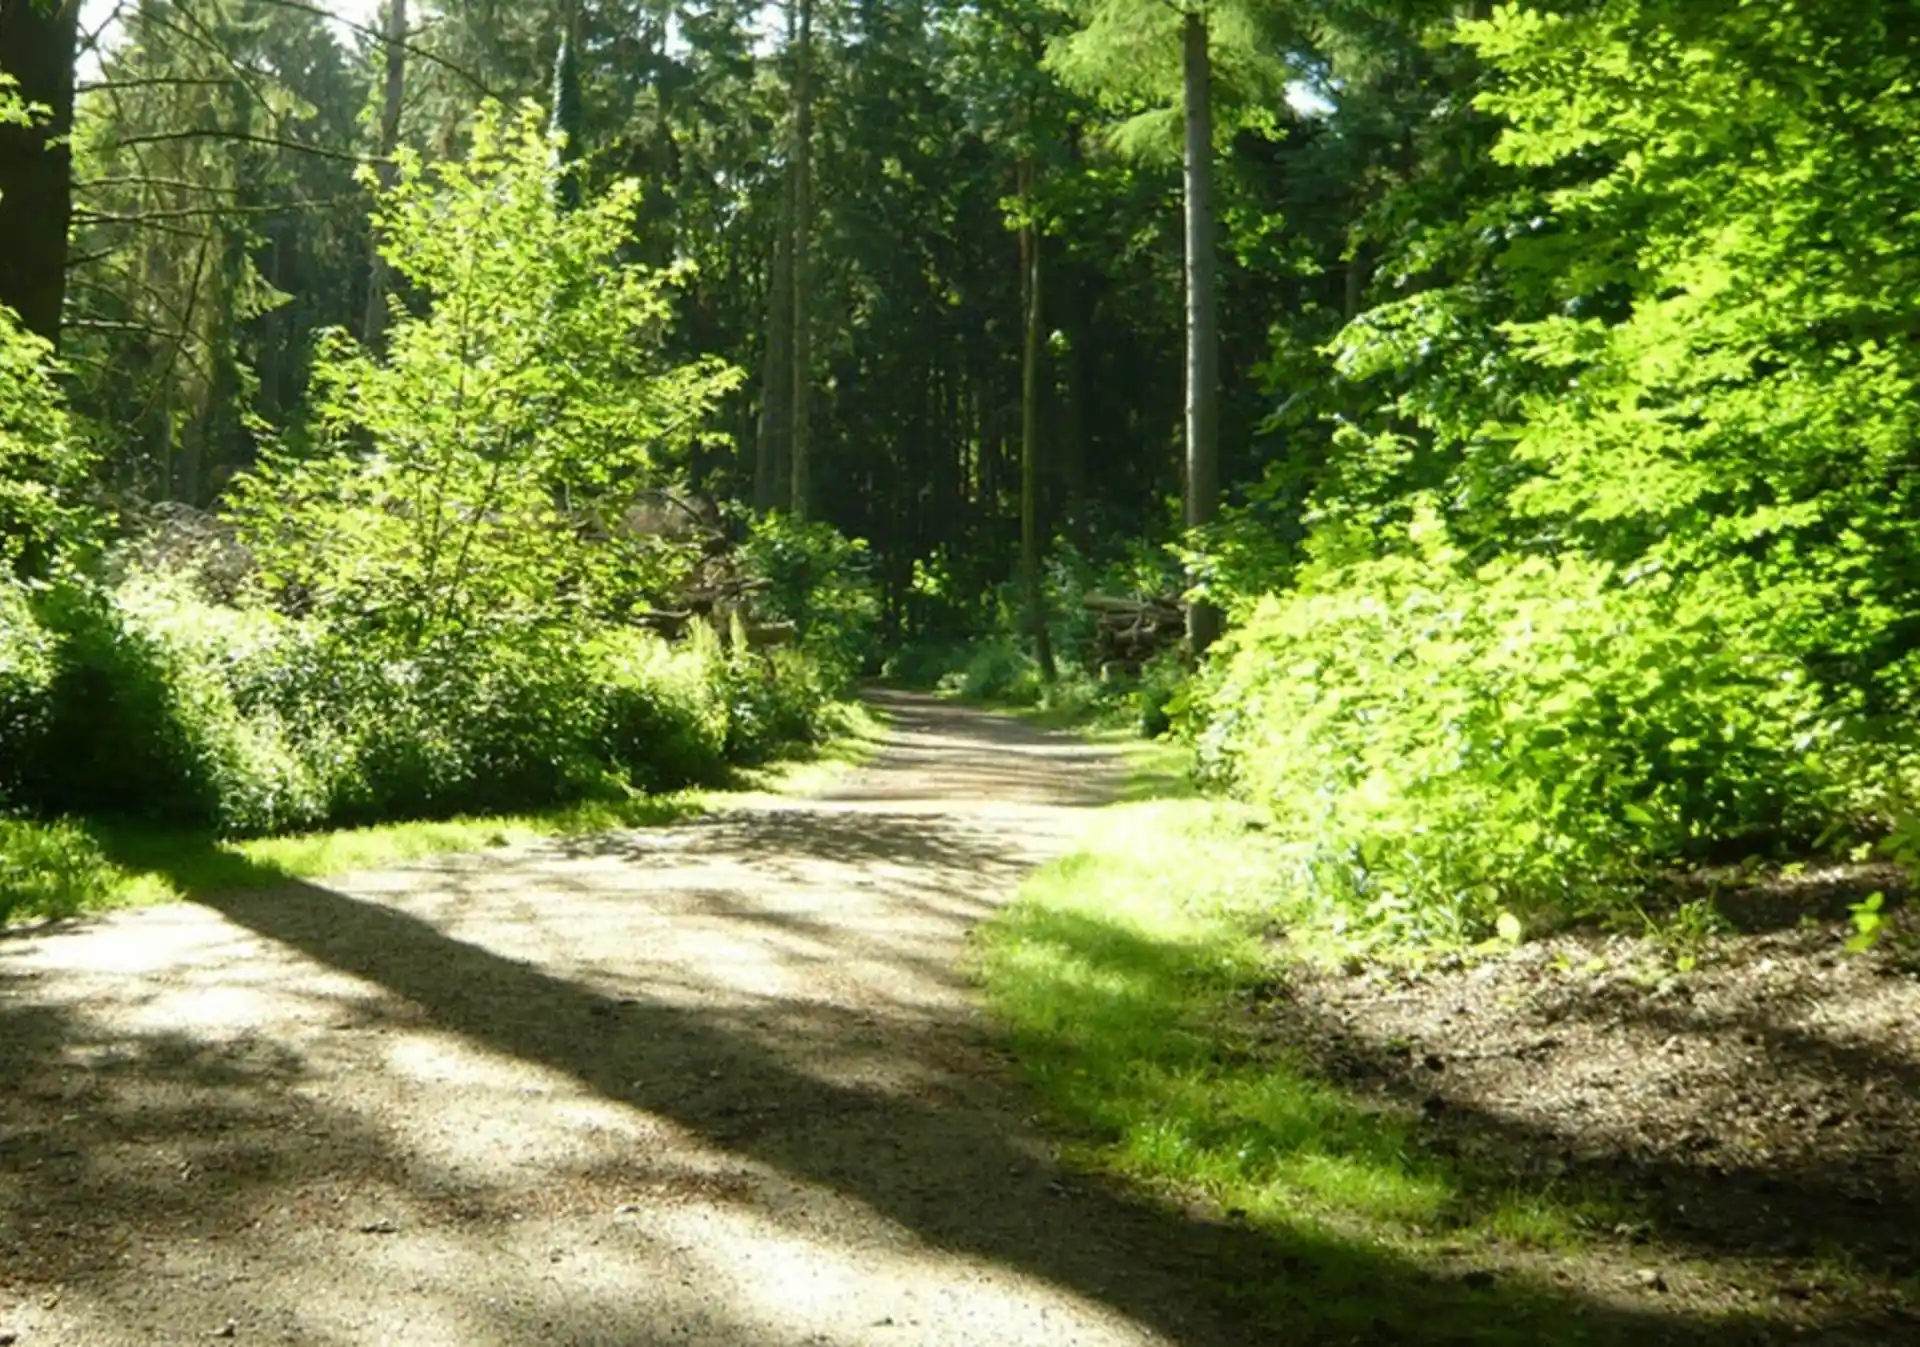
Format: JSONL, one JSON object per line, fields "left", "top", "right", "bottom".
{"left": 0, "top": 579, "right": 55, "bottom": 805}
{"left": 740, "top": 513, "right": 881, "bottom": 687}
{"left": 26, "top": 577, "right": 328, "bottom": 835}
{"left": 0, "top": 816, "right": 122, "bottom": 924}
{"left": 1195, "top": 520, "right": 1843, "bottom": 944}
{"left": 0, "top": 306, "right": 96, "bottom": 580}
{"left": 593, "top": 624, "right": 730, "bottom": 790}
{"left": 1133, "top": 651, "right": 1191, "bottom": 739}
{"left": 229, "top": 104, "right": 740, "bottom": 652}
{"left": 881, "top": 638, "right": 974, "bottom": 689}
{"left": 721, "top": 621, "right": 838, "bottom": 763}
{"left": 945, "top": 636, "right": 1044, "bottom": 705}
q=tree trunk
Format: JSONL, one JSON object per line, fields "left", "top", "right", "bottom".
{"left": 1181, "top": 8, "right": 1221, "bottom": 653}
{"left": 787, "top": 0, "right": 815, "bottom": 521}
{"left": 548, "top": 23, "right": 584, "bottom": 212}
{"left": 753, "top": 164, "right": 795, "bottom": 511}
{"left": 1019, "top": 164, "right": 1056, "bottom": 681}
{"left": 361, "top": 0, "right": 406, "bottom": 350}
{"left": 0, "top": 0, "right": 79, "bottom": 346}
{"left": 1057, "top": 255, "right": 1089, "bottom": 548}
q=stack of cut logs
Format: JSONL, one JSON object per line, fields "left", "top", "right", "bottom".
{"left": 1082, "top": 592, "right": 1185, "bottom": 673}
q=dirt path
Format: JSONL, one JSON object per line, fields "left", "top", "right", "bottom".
{"left": 0, "top": 693, "right": 1272, "bottom": 1347}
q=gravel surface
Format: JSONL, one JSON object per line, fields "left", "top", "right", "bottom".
{"left": 0, "top": 694, "right": 1289, "bottom": 1347}
{"left": 8, "top": 693, "right": 1913, "bottom": 1347}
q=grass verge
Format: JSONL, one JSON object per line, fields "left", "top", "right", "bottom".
{"left": 969, "top": 746, "right": 1735, "bottom": 1343}
{"left": 1, "top": 700, "right": 886, "bottom": 927}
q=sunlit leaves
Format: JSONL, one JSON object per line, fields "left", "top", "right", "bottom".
{"left": 230, "top": 103, "right": 742, "bottom": 646}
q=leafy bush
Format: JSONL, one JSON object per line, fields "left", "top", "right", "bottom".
{"left": 0, "top": 110, "right": 847, "bottom": 844}
{"left": 0, "top": 306, "right": 95, "bottom": 580}
{"left": 1195, "top": 515, "right": 1845, "bottom": 944}
{"left": 0, "top": 816, "right": 123, "bottom": 924}
{"left": 881, "top": 637, "right": 975, "bottom": 689}
{"left": 721, "top": 621, "right": 839, "bottom": 763}
{"left": 593, "top": 624, "right": 731, "bottom": 790}
{"left": 1133, "top": 651, "right": 1190, "bottom": 739}
{"left": 229, "top": 103, "right": 740, "bottom": 649}
{"left": 24, "top": 577, "right": 329, "bottom": 835}
{"left": 944, "top": 636, "right": 1045, "bottom": 705}
{"left": 0, "top": 579, "right": 55, "bottom": 806}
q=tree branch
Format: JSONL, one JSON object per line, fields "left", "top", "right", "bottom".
{"left": 251, "top": 0, "right": 505, "bottom": 99}
{"left": 96, "top": 129, "right": 381, "bottom": 165}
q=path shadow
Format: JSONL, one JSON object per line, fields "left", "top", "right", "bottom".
{"left": 8, "top": 696, "right": 1873, "bottom": 1344}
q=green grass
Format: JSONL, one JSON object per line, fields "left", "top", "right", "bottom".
{"left": 1, "top": 700, "right": 887, "bottom": 927}
{"left": 969, "top": 749, "right": 1696, "bottom": 1342}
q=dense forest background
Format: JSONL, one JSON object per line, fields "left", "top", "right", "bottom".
{"left": 7, "top": 0, "right": 1920, "bottom": 946}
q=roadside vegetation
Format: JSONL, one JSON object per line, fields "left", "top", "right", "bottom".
{"left": 2, "top": 111, "right": 880, "bottom": 926}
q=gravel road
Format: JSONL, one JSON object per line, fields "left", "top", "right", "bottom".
{"left": 1, "top": 692, "right": 1272, "bottom": 1347}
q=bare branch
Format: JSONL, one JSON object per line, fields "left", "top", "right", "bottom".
{"left": 78, "top": 75, "right": 239, "bottom": 94}
{"left": 78, "top": 174, "right": 255, "bottom": 196}
{"left": 97, "top": 128, "right": 380, "bottom": 165}
{"left": 249, "top": 0, "right": 504, "bottom": 99}
{"left": 75, "top": 194, "right": 360, "bottom": 224}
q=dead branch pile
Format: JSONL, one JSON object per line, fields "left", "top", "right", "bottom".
{"left": 621, "top": 490, "right": 794, "bottom": 649}
{"left": 1082, "top": 592, "right": 1184, "bottom": 671}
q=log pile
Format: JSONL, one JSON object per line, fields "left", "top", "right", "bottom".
{"left": 1082, "top": 592, "right": 1185, "bottom": 672}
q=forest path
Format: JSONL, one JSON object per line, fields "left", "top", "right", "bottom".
{"left": 0, "top": 692, "right": 1270, "bottom": 1347}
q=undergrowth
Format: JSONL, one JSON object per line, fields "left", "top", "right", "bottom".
{"left": 969, "top": 749, "right": 1699, "bottom": 1342}
{"left": 0, "top": 701, "right": 883, "bottom": 926}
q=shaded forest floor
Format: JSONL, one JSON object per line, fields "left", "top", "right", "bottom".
{"left": 2, "top": 694, "right": 1915, "bottom": 1345}
{"left": 1268, "top": 895, "right": 1920, "bottom": 1336}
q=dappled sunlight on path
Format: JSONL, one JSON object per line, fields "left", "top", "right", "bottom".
{"left": 0, "top": 693, "right": 1817, "bottom": 1345}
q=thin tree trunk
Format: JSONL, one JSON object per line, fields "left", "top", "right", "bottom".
{"left": 754, "top": 164, "right": 794, "bottom": 510}
{"left": 787, "top": 0, "right": 815, "bottom": 520}
{"left": 0, "top": 0, "right": 79, "bottom": 346}
{"left": 1181, "top": 8, "right": 1221, "bottom": 653}
{"left": 1058, "top": 255, "right": 1089, "bottom": 549}
{"left": 361, "top": 0, "right": 407, "bottom": 350}
{"left": 1019, "top": 162, "right": 1055, "bottom": 680}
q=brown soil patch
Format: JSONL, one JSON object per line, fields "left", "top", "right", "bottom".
{"left": 1261, "top": 885, "right": 1920, "bottom": 1343}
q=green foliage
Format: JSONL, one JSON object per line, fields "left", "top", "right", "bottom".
{"left": 1049, "top": 0, "right": 1297, "bottom": 156}
{"left": 1847, "top": 893, "right": 1889, "bottom": 955}
{"left": 1195, "top": 512, "right": 1844, "bottom": 944}
{"left": 740, "top": 512, "right": 881, "bottom": 686}
{"left": 719, "top": 625, "right": 841, "bottom": 764}
{"left": 0, "top": 307, "right": 94, "bottom": 578}
{"left": 947, "top": 636, "right": 1048, "bottom": 705}
{"left": 24, "top": 577, "right": 329, "bottom": 835}
{"left": 5, "top": 569, "right": 844, "bottom": 839}
{"left": 0, "top": 817, "right": 125, "bottom": 925}
{"left": 594, "top": 625, "right": 732, "bottom": 790}
{"left": 230, "top": 102, "right": 741, "bottom": 648}
{"left": 0, "top": 579, "right": 56, "bottom": 806}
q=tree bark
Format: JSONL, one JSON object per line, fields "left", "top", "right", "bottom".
{"left": 1019, "top": 163, "right": 1056, "bottom": 680}
{"left": 753, "top": 163, "right": 795, "bottom": 511}
{"left": 1181, "top": 8, "right": 1221, "bottom": 652}
{"left": 787, "top": 0, "right": 815, "bottom": 521}
{"left": 361, "top": 0, "right": 406, "bottom": 350}
{"left": 0, "top": 0, "right": 79, "bottom": 346}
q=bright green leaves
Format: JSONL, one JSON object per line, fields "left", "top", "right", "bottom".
{"left": 231, "top": 104, "right": 742, "bottom": 649}
{"left": 0, "top": 308, "right": 95, "bottom": 580}
{"left": 1195, "top": 530, "right": 1843, "bottom": 946}
{"left": 1048, "top": 0, "right": 1298, "bottom": 156}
